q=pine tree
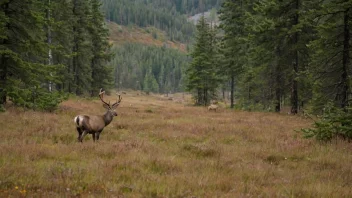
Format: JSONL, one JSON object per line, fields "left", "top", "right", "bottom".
{"left": 186, "top": 16, "right": 220, "bottom": 105}
{"left": 71, "top": 0, "right": 93, "bottom": 95}
{"left": 219, "top": 0, "right": 247, "bottom": 108}
{"left": 0, "top": 0, "right": 63, "bottom": 110}
{"left": 50, "top": 0, "right": 75, "bottom": 93}
{"left": 308, "top": 0, "right": 352, "bottom": 111}
{"left": 89, "top": 0, "right": 113, "bottom": 96}
{"left": 143, "top": 66, "right": 159, "bottom": 94}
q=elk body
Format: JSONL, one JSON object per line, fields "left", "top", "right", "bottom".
{"left": 208, "top": 104, "right": 218, "bottom": 112}
{"left": 74, "top": 89, "right": 122, "bottom": 142}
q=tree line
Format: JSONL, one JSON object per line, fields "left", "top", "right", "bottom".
{"left": 186, "top": 0, "right": 352, "bottom": 141}
{"left": 0, "top": 0, "right": 112, "bottom": 111}
{"left": 111, "top": 43, "right": 188, "bottom": 94}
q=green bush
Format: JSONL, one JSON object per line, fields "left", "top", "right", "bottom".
{"left": 0, "top": 104, "right": 5, "bottom": 112}
{"left": 301, "top": 102, "right": 352, "bottom": 142}
{"left": 8, "top": 85, "right": 68, "bottom": 112}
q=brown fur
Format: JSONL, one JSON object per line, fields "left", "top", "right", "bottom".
{"left": 74, "top": 90, "right": 122, "bottom": 142}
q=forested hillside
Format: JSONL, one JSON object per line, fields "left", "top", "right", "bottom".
{"left": 108, "top": 21, "right": 187, "bottom": 52}
{"left": 102, "top": 0, "right": 223, "bottom": 43}
{"left": 104, "top": 0, "right": 224, "bottom": 97}
{"left": 110, "top": 43, "right": 188, "bottom": 94}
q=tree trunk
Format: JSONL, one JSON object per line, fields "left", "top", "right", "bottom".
{"left": 47, "top": 0, "right": 53, "bottom": 92}
{"left": 0, "top": 2, "right": 9, "bottom": 105}
{"left": 291, "top": 0, "right": 299, "bottom": 114}
{"left": 275, "top": 49, "right": 281, "bottom": 112}
{"left": 230, "top": 75, "right": 234, "bottom": 108}
{"left": 197, "top": 88, "right": 202, "bottom": 105}
{"left": 0, "top": 56, "right": 6, "bottom": 105}
{"left": 222, "top": 85, "right": 225, "bottom": 100}
{"left": 203, "top": 88, "right": 207, "bottom": 106}
{"left": 341, "top": 8, "right": 350, "bottom": 110}
{"left": 90, "top": 58, "right": 96, "bottom": 97}
{"left": 275, "top": 70, "right": 281, "bottom": 112}
{"left": 73, "top": 0, "right": 79, "bottom": 95}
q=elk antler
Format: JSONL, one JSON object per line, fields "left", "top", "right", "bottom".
{"left": 111, "top": 93, "right": 122, "bottom": 107}
{"left": 99, "top": 88, "right": 110, "bottom": 107}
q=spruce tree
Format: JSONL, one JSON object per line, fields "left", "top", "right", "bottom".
{"left": 308, "top": 0, "right": 352, "bottom": 111}
{"left": 219, "top": 0, "right": 247, "bottom": 108}
{"left": 0, "top": 0, "right": 63, "bottom": 111}
{"left": 71, "top": 0, "right": 93, "bottom": 95}
{"left": 186, "top": 16, "right": 219, "bottom": 105}
{"left": 89, "top": 0, "right": 113, "bottom": 96}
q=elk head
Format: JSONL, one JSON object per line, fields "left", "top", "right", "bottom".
{"left": 99, "top": 88, "right": 122, "bottom": 118}
{"left": 74, "top": 88, "right": 122, "bottom": 142}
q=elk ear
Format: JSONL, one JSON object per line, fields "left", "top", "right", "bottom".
{"left": 103, "top": 104, "right": 110, "bottom": 109}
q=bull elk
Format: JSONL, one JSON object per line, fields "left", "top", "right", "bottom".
{"left": 74, "top": 89, "right": 122, "bottom": 142}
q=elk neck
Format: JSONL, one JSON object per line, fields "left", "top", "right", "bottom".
{"left": 103, "top": 111, "right": 114, "bottom": 126}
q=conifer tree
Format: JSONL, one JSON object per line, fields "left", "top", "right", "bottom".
{"left": 143, "top": 66, "right": 159, "bottom": 94}
{"left": 186, "top": 16, "right": 220, "bottom": 105}
{"left": 89, "top": 0, "right": 113, "bottom": 96}
{"left": 71, "top": 0, "right": 93, "bottom": 95}
{"left": 0, "top": 0, "right": 62, "bottom": 110}
{"left": 219, "top": 0, "right": 247, "bottom": 108}
{"left": 308, "top": 0, "right": 352, "bottom": 111}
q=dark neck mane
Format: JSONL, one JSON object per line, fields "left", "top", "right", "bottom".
{"left": 103, "top": 111, "right": 113, "bottom": 126}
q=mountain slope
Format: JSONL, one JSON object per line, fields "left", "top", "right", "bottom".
{"left": 108, "top": 22, "right": 187, "bottom": 52}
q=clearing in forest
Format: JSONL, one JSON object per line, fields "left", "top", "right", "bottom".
{"left": 0, "top": 91, "right": 351, "bottom": 197}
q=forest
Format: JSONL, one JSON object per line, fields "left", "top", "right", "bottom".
{"left": 186, "top": 0, "right": 352, "bottom": 141}
{"left": 0, "top": 0, "right": 112, "bottom": 111}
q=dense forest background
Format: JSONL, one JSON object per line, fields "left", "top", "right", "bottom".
{"left": 186, "top": 0, "right": 352, "bottom": 141}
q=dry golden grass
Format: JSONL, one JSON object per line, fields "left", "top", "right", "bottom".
{"left": 1, "top": 91, "right": 352, "bottom": 197}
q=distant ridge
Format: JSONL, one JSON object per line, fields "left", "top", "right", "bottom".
{"left": 108, "top": 21, "right": 187, "bottom": 53}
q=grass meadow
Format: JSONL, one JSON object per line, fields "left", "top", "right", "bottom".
{"left": 0, "top": 91, "right": 352, "bottom": 197}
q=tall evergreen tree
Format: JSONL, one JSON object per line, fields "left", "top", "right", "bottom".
{"left": 219, "top": 0, "right": 247, "bottom": 108}
{"left": 50, "top": 0, "right": 75, "bottom": 92}
{"left": 0, "top": 0, "right": 61, "bottom": 110}
{"left": 89, "top": 0, "right": 113, "bottom": 96}
{"left": 186, "top": 16, "right": 220, "bottom": 105}
{"left": 71, "top": 0, "right": 93, "bottom": 95}
{"left": 308, "top": 0, "right": 352, "bottom": 112}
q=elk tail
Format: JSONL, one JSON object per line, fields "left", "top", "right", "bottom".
{"left": 74, "top": 116, "right": 80, "bottom": 126}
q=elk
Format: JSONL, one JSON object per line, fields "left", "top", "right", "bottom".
{"left": 74, "top": 89, "right": 122, "bottom": 142}
{"left": 208, "top": 104, "right": 218, "bottom": 112}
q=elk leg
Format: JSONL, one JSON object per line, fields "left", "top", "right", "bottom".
{"left": 92, "top": 133, "right": 96, "bottom": 142}
{"left": 76, "top": 127, "right": 82, "bottom": 142}
{"left": 96, "top": 131, "right": 102, "bottom": 141}
{"left": 80, "top": 131, "right": 88, "bottom": 142}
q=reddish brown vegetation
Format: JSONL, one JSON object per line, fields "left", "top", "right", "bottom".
{"left": 0, "top": 91, "right": 352, "bottom": 197}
